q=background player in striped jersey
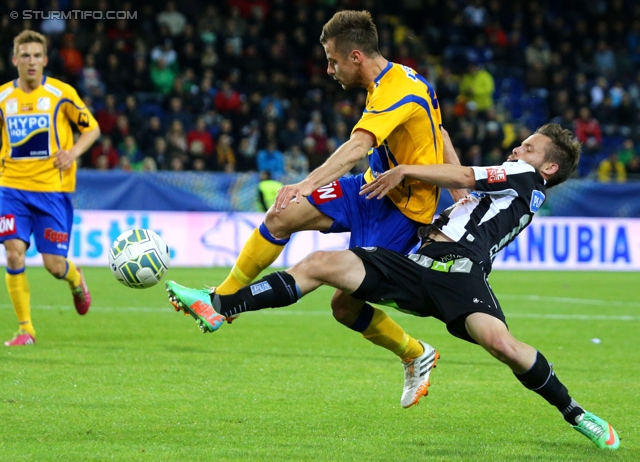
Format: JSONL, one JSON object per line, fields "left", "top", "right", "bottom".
{"left": 167, "top": 124, "right": 620, "bottom": 450}
{"left": 1, "top": 30, "right": 100, "bottom": 346}
{"left": 206, "top": 10, "right": 465, "bottom": 367}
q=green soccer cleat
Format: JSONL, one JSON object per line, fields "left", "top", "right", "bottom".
{"left": 573, "top": 411, "right": 620, "bottom": 450}
{"left": 165, "top": 281, "right": 226, "bottom": 333}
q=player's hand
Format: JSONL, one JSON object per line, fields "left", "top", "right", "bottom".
{"left": 449, "top": 188, "right": 469, "bottom": 203}
{"left": 360, "top": 167, "right": 404, "bottom": 200}
{"left": 53, "top": 149, "right": 76, "bottom": 170}
{"left": 274, "top": 179, "right": 314, "bottom": 212}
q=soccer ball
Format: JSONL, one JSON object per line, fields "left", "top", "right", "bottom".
{"left": 109, "top": 229, "right": 170, "bottom": 289}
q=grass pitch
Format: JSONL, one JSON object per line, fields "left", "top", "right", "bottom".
{"left": 1, "top": 267, "right": 639, "bottom": 461}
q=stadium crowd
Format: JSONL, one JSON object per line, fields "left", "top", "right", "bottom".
{"left": 2, "top": 0, "right": 640, "bottom": 180}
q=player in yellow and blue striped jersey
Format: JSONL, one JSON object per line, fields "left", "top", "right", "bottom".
{"left": 183, "top": 11, "right": 467, "bottom": 371}
{"left": 1, "top": 30, "right": 100, "bottom": 346}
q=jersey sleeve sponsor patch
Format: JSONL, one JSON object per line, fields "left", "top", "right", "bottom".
{"left": 530, "top": 190, "right": 545, "bottom": 213}
{"left": 311, "top": 181, "right": 344, "bottom": 204}
{"left": 486, "top": 167, "right": 507, "bottom": 183}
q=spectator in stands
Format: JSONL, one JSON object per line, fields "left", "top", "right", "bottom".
{"left": 111, "top": 114, "right": 131, "bottom": 147}
{"left": 593, "top": 41, "right": 617, "bottom": 78}
{"left": 257, "top": 171, "right": 283, "bottom": 212}
{"left": 163, "top": 96, "right": 193, "bottom": 132}
{"left": 94, "top": 154, "right": 110, "bottom": 171}
{"left": 308, "top": 122, "right": 329, "bottom": 158}
{"left": 505, "top": 125, "right": 532, "bottom": 154}
{"left": 141, "top": 157, "right": 158, "bottom": 172}
{"left": 215, "top": 134, "right": 236, "bottom": 172}
{"left": 626, "top": 155, "right": 640, "bottom": 177}
{"left": 150, "top": 136, "right": 169, "bottom": 170}
{"left": 590, "top": 76, "right": 608, "bottom": 109}
{"left": 166, "top": 120, "right": 188, "bottom": 160}
{"left": 140, "top": 116, "right": 164, "bottom": 152}
{"left": 90, "top": 136, "right": 119, "bottom": 170}
{"left": 574, "top": 107, "right": 603, "bottom": 154}
{"left": 575, "top": 106, "right": 603, "bottom": 176}
{"left": 215, "top": 81, "right": 242, "bottom": 114}
{"left": 236, "top": 137, "right": 258, "bottom": 172}
{"left": 129, "top": 56, "right": 153, "bottom": 94}
{"left": 150, "top": 57, "right": 177, "bottom": 96}
{"left": 284, "top": 144, "right": 309, "bottom": 176}
{"left": 79, "top": 54, "right": 104, "bottom": 98}
{"left": 151, "top": 38, "right": 178, "bottom": 67}
{"left": 123, "top": 95, "right": 145, "bottom": 135}
{"left": 330, "top": 120, "right": 350, "bottom": 147}
{"left": 458, "top": 62, "right": 495, "bottom": 115}
{"left": 187, "top": 117, "right": 215, "bottom": 157}
{"left": 103, "top": 53, "right": 128, "bottom": 98}
{"left": 597, "top": 152, "right": 626, "bottom": 182}
{"left": 617, "top": 139, "right": 637, "bottom": 167}
{"left": 157, "top": 1, "right": 188, "bottom": 37}
{"left": 96, "top": 94, "right": 120, "bottom": 135}
{"left": 59, "top": 33, "right": 83, "bottom": 77}
{"left": 188, "top": 140, "right": 210, "bottom": 171}
{"left": 435, "top": 66, "right": 459, "bottom": 105}
{"left": 594, "top": 95, "right": 619, "bottom": 136}
{"left": 40, "top": 0, "right": 66, "bottom": 36}
{"left": 278, "top": 118, "right": 304, "bottom": 152}
{"left": 118, "top": 135, "right": 144, "bottom": 170}
{"left": 480, "top": 120, "right": 504, "bottom": 155}
{"left": 170, "top": 155, "right": 186, "bottom": 171}
{"left": 550, "top": 107, "right": 577, "bottom": 132}
{"left": 256, "top": 140, "right": 285, "bottom": 177}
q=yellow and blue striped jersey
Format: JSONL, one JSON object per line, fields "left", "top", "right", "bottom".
{"left": 0, "top": 76, "right": 98, "bottom": 192}
{"left": 353, "top": 62, "right": 443, "bottom": 224}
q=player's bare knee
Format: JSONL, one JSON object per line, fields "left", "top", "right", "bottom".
{"left": 263, "top": 209, "right": 293, "bottom": 240}
{"left": 482, "top": 335, "right": 520, "bottom": 364}
{"left": 4, "top": 248, "right": 25, "bottom": 269}
{"left": 297, "top": 251, "right": 332, "bottom": 280}
{"left": 43, "top": 259, "right": 66, "bottom": 278}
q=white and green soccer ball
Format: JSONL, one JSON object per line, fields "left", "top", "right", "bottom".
{"left": 109, "top": 229, "right": 170, "bottom": 289}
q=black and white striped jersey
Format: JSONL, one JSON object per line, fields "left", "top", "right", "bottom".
{"left": 432, "top": 160, "right": 547, "bottom": 272}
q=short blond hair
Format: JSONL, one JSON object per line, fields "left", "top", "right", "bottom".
{"left": 13, "top": 30, "right": 47, "bottom": 56}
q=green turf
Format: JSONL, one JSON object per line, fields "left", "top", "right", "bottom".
{"left": 1, "top": 267, "right": 638, "bottom": 461}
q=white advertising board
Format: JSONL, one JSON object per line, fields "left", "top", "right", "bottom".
{"left": 0, "top": 212, "right": 638, "bottom": 271}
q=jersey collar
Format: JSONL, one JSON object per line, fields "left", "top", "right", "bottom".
{"left": 13, "top": 76, "right": 47, "bottom": 89}
{"left": 372, "top": 61, "right": 393, "bottom": 88}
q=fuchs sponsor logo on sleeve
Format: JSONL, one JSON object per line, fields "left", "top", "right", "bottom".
{"left": 311, "top": 181, "right": 344, "bottom": 204}
{"left": 486, "top": 167, "right": 507, "bottom": 183}
{"left": 0, "top": 214, "right": 16, "bottom": 237}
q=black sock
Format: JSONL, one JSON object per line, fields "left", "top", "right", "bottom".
{"left": 514, "top": 351, "right": 584, "bottom": 425}
{"left": 211, "top": 271, "right": 301, "bottom": 317}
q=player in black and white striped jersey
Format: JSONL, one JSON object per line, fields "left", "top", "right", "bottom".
{"left": 166, "top": 123, "right": 620, "bottom": 450}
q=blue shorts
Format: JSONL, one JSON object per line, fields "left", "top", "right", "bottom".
{"left": 0, "top": 187, "right": 73, "bottom": 256}
{"left": 307, "top": 174, "right": 422, "bottom": 255}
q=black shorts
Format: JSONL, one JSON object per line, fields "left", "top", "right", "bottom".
{"left": 349, "top": 243, "right": 507, "bottom": 344}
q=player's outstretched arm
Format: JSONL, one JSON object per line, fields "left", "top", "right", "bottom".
{"left": 274, "top": 129, "right": 375, "bottom": 211}
{"left": 360, "top": 163, "right": 475, "bottom": 200}
{"left": 441, "top": 127, "right": 469, "bottom": 202}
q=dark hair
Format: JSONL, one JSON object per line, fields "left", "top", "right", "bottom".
{"left": 535, "top": 123, "right": 581, "bottom": 188}
{"left": 319, "top": 10, "right": 379, "bottom": 58}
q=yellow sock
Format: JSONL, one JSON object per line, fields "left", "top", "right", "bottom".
{"left": 62, "top": 259, "right": 82, "bottom": 288}
{"left": 362, "top": 307, "right": 424, "bottom": 361}
{"left": 217, "top": 227, "right": 286, "bottom": 295}
{"left": 6, "top": 270, "right": 35, "bottom": 337}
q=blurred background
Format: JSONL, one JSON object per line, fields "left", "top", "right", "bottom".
{"left": 1, "top": 0, "right": 639, "bottom": 269}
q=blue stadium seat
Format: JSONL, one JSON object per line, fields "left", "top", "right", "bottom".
{"left": 140, "top": 103, "right": 164, "bottom": 119}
